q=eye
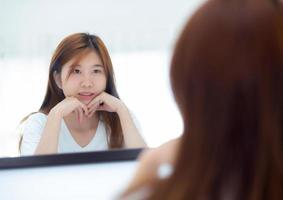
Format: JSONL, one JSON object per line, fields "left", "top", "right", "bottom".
{"left": 93, "top": 69, "right": 102, "bottom": 73}
{"left": 73, "top": 69, "right": 81, "bottom": 74}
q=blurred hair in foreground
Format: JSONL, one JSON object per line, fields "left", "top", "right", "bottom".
{"left": 125, "top": 0, "right": 283, "bottom": 199}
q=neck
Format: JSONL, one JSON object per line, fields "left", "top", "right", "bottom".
{"left": 64, "top": 112, "right": 99, "bottom": 132}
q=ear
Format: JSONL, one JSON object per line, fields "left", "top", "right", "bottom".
{"left": 53, "top": 71, "right": 62, "bottom": 89}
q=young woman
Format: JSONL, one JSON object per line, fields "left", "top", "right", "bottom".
{"left": 20, "top": 33, "right": 146, "bottom": 155}
{"left": 123, "top": 0, "right": 283, "bottom": 199}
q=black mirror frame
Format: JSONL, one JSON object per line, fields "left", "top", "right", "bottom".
{"left": 0, "top": 148, "right": 144, "bottom": 170}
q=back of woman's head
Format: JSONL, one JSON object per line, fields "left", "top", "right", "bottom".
{"left": 151, "top": 0, "right": 283, "bottom": 199}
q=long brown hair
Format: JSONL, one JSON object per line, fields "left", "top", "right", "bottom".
{"left": 149, "top": 0, "right": 283, "bottom": 199}
{"left": 40, "top": 33, "right": 123, "bottom": 148}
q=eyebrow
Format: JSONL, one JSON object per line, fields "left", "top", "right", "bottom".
{"left": 71, "top": 64, "right": 103, "bottom": 68}
{"left": 92, "top": 64, "right": 103, "bottom": 68}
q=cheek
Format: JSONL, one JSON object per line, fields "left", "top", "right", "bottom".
{"left": 95, "top": 76, "right": 107, "bottom": 90}
{"left": 62, "top": 77, "right": 80, "bottom": 93}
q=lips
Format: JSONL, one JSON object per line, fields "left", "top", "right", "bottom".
{"left": 78, "top": 92, "right": 95, "bottom": 101}
{"left": 79, "top": 92, "right": 94, "bottom": 96}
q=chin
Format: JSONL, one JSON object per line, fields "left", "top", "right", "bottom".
{"left": 80, "top": 99, "right": 91, "bottom": 104}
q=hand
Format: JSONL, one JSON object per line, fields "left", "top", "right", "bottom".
{"left": 51, "top": 96, "right": 89, "bottom": 123}
{"left": 86, "top": 92, "right": 126, "bottom": 117}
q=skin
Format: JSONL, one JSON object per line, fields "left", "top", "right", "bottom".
{"left": 35, "top": 51, "right": 146, "bottom": 155}
{"left": 123, "top": 138, "right": 180, "bottom": 196}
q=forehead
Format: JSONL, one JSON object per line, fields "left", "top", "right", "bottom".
{"left": 64, "top": 50, "right": 103, "bottom": 69}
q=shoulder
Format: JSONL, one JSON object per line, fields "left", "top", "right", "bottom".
{"left": 139, "top": 137, "right": 180, "bottom": 166}
{"left": 19, "top": 113, "right": 48, "bottom": 155}
{"left": 26, "top": 112, "right": 47, "bottom": 122}
{"left": 135, "top": 138, "right": 180, "bottom": 179}
{"left": 21, "top": 112, "right": 48, "bottom": 128}
{"left": 123, "top": 138, "right": 181, "bottom": 195}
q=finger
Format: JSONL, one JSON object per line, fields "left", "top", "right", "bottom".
{"left": 96, "top": 102, "right": 109, "bottom": 111}
{"left": 99, "top": 99, "right": 104, "bottom": 106}
{"left": 87, "top": 108, "right": 96, "bottom": 118}
{"left": 88, "top": 108, "right": 97, "bottom": 117}
{"left": 73, "top": 109, "right": 80, "bottom": 123}
{"left": 87, "top": 93, "right": 104, "bottom": 108}
{"left": 88, "top": 100, "right": 100, "bottom": 112}
{"left": 96, "top": 105, "right": 106, "bottom": 111}
{"left": 78, "top": 107, "right": 84, "bottom": 124}
{"left": 71, "top": 97, "right": 87, "bottom": 113}
{"left": 87, "top": 99, "right": 100, "bottom": 109}
{"left": 80, "top": 103, "right": 89, "bottom": 116}
{"left": 75, "top": 109, "right": 80, "bottom": 123}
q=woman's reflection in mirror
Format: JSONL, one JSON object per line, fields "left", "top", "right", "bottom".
{"left": 19, "top": 33, "right": 147, "bottom": 156}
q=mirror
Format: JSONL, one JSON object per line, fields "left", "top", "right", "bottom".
{"left": 0, "top": 148, "right": 143, "bottom": 199}
{"left": 0, "top": 0, "right": 204, "bottom": 157}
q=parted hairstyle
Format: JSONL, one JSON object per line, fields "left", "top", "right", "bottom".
{"left": 40, "top": 33, "right": 124, "bottom": 148}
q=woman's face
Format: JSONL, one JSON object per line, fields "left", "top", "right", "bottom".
{"left": 59, "top": 51, "right": 107, "bottom": 104}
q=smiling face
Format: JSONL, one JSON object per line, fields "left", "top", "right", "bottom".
{"left": 57, "top": 50, "right": 107, "bottom": 104}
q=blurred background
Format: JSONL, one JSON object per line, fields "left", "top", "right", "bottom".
{"left": 0, "top": 0, "right": 204, "bottom": 156}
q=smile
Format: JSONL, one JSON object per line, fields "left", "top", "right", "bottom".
{"left": 78, "top": 92, "right": 95, "bottom": 100}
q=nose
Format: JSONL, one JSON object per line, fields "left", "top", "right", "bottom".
{"left": 80, "top": 74, "right": 93, "bottom": 88}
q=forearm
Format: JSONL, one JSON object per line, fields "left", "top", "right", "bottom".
{"left": 34, "top": 109, "right": 62, "bottom": 155}
{"left": 117, "top": 105, "right": 147, "bottom": 148}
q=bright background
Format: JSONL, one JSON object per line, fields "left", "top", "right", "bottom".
{"left": 0, "top": 0, "right": 205, "bottom": 156}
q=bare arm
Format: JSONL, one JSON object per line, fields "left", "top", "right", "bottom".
{"left": 87, "top": 92, "right": 147, "bottom": 148}
{"left": 34, "top": 97, "right": 88, "bottom": 155}
{"left": 34, "top": 109, "right": 62, "bottom": 155}
{"left": 117, "top": 104, "right": 147, "bottom": 148}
